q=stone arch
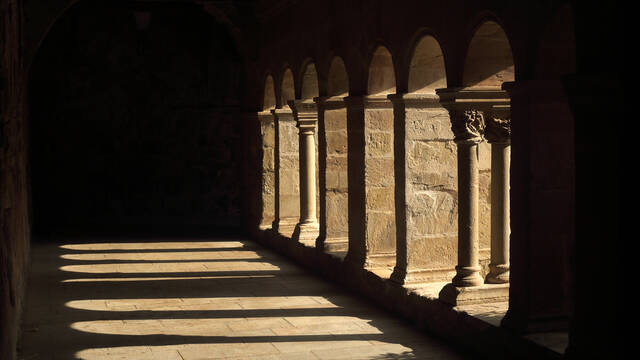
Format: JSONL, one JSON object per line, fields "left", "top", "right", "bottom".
{"left": 367, "top": 46, "right": 396, "bottom": 95}
{"left": 300, "top": 61, "right": 319, "bottom": 100}
{"left": 263, "top": 74, "right": 276, "bottom": 111}
{"left": 536, "top": 5, "right": 576, "bottom": 79}
{"left": 462, "top": 21, "right": 515, "bottom": 87}
{"left": 281, "top": 68, "right": 295, "bottom": 108}
{"left": 327, "top": 56, "right": 349, "bottom": 97}
{"left": 408, "top": 35, "right": 447, "bottom": 93}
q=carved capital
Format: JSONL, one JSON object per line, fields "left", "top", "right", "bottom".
{"left": 485, "top": 105, "right": 511, "bottom": 144}
{"left": 449, "top": 109, "right": 485, "bottom": 144}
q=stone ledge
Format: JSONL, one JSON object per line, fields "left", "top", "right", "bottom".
{"left": 254, "top": 229, "right": 565, "bottom": 360}
{"left": 439, "top": 282, "right": 510, "bottom": 306}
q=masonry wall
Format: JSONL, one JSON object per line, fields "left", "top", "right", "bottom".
{"left": 0, "top": 1, "right": 31, "bottom": 359}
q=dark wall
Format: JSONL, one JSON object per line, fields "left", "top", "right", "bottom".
{"left": 1, "top": 0, "right": 31, "bottom": 359}
{"left": 29, "top": 1, "right": 246, "bottom": 235}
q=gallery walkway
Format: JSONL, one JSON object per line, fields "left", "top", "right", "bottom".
{"left": 18, "top": 237, "right": 472, "bottom": 360}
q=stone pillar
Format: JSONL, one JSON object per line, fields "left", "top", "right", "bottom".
{"left": 501, "top": 80, "right": 573, "bottom": 333}
{"left": 289, "top": 100, "right": 319, "bottom": 245}
{"left": 315, "top": 96, "right": 349, "bottom": 253}
{"left": 388, "top": 94, "right": 457, "bottom": 285}
{"left": 437, "top": 88, "right": 510, "bottom": 305}
{"left": 271, "top": 108, "right": 299, "bottom": 237}
{"left": 343, "top": 96, "right": 396, "bottom": 269}
{"left": 258, "top": 111, "right": 276, "bottom": 230}
{"left": 485, "top": 105, "right": 511, "bottom": 284}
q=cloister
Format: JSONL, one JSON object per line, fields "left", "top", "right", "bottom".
{"left": 0, "top": 0, "right": 621, "bottom": 359}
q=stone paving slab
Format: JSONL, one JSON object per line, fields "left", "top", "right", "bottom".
{"left": 18, "top": 238, "right": 471, "bottom": 360}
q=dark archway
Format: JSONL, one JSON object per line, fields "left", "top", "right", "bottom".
{"left": 28, "top": 0, "right": 246, "bottom": 236}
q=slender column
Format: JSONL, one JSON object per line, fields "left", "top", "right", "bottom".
{"left": 450, "top": 109, "right": 485, "bottom": 287}
{"left": 485, "top": 105, "right": 511, "bottom": 284}
{"left": 290, "top": 100, "right": 319, "bottom": 244}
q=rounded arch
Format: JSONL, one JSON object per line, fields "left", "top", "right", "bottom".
{"left": 280, "top": 68, "right": 295, "bottom": 108}
{"left": 408, "top": 35, "right": 447, "bottom": 94}
{"left": 462, "top": 20, "right": 515, "bottom": 87}
{"left": 300, "top": 61, "right": 319, "bottom": 100}
{"left": 536, "top": 5, "right": 576, "bottom": 79}
{"left": 327, "top": 56, "right": 349, "bottom": 97}
{"left": 262, "top": 74, "right": 276, "bottom": 111}
{"left": 367, "top": 45, "right": 396, "bottom": 96}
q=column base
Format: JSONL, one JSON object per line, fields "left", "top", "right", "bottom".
{"left": 439, "top": 282, "right": 509, "bottom": 306}
{"left": 485, "top": 264, "right": 510, "bottom": 284}
{"left": 273, "top": 217, "right": 298, "bottom": 238}
{"left": 293, "top": 221, "right": 319, "bottom": 247}
{"left": 390, "top": 266, "right": 456, "bottom": 285}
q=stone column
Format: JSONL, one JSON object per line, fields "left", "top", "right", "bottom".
{"left": 289, "top": 100, "right": 319, "bottom": 245}
{"left": 485, "top": 105, "right": 511, "bottom": 284}
{"left": 257, "top": 111, "right": 276, "bottom": 230}
{"left": 437, "top": 87, "right": 510, "bottom": 305}
{"left": 450, "top": 109, "right": 485, "bottom": 287}
{"left": 315, "top": 96, "right": 349, "bottom": 253}
{"left": 271, "top": 108, "right": 300, "bottom": 237}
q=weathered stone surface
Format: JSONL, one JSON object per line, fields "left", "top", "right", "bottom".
{"left": 326, "top": 169, "right": 348, "bottom": 190}
{"left": 365, "top": 108, "right": 394, "bottom": 130}
{"left": 366, "top": 211, "right": 396, "bottom": 253}
{"left": 408, "top": 140, "right": 457, "bottom": 190}
{"left": 408, "top": 190, "right": 457, "bottom": 235}
{"left": 479, "top": 169, "right": 492, "bottom": 251}
{"left": 365, "top": 158, "right": 395, "bottom": 187}
{"left": 366, "top": 187, "right": 395, "bottom": 211}
{"left": 327, "top": 131, "right": 348, "bottom": 155}
{"left": 325, "top": 193, "right": 349, "bottom": 238}
{"left": 405, "top": 108, "right": 454, "bottom": 140}
{"left": 366, "top": 132, "right": 393, "bottom": 157}
{"left": 324, "top": 108, "right": 347, "bottom": 130}
{"left": 406, "top": 234, "right": 458, "bottom": 268}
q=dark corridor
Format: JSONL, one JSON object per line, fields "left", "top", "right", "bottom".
{"left": 28, "top": 1, "right": 246, "bottom": 236}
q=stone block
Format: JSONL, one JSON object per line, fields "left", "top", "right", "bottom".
{"left": 439, "top": 283, "right": 509, "bottom": 306}
{"left": 479, "top": 170, "right": 491, "bottom": 250}
{"left": 406, "top": 234, "right": 457, "bottom": 269}
{"left": 366, "top": 132, "right": 393, "bottom": 157}
{"left": 408, "top": 190, "right": 457, "bottom": 235}
{"left": 366, "top": 211, "right": 396, "bottom": 253}
{"left": 366, "top": 187, "right": 394, "bottom": 212}
{"left": 365, "top": 158, "right": 395, "bottom": 187}
{"left": 326, "top": 169, "right": 348, "bottom": 190}
{"left": 327, "top": 131, "right": 348, "bottom": 155}
{"left": 324, "top": 109, "right": 347, "bottom": 130}
{"left": 405, "top": 108, "right": 454, "bottom": 140}
{"left": 326, "top": 193, "right": 348, "bottom": 238}
{"left": 407, "top": 140, "right": 457, "bottom": 190}
{"left": 279, "top": 155, "right": 299, "bottom": 170}
{"left": 365, "top": 108, "right": 393, "bottom": 130}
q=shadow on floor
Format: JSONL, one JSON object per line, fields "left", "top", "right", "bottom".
{"left": 18, "top": 235, "right": 473, "bottom": 360}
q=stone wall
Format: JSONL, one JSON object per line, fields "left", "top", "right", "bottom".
{"left": 0, "top": 1, "right": 31, "bottom": 359}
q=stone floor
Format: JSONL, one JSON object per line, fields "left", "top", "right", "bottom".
{"left": 18, "top": 237, "right": 474, "bottom": 360}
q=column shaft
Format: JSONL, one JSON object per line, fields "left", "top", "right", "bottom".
{"left": 487, "top": 143, "right": 510, "bottom": 283}
{"left": 452, "top": 141, "right": 483, "bottom": 287}
{"left": 300, "top": 129, "right": 317, "bottom": 224}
